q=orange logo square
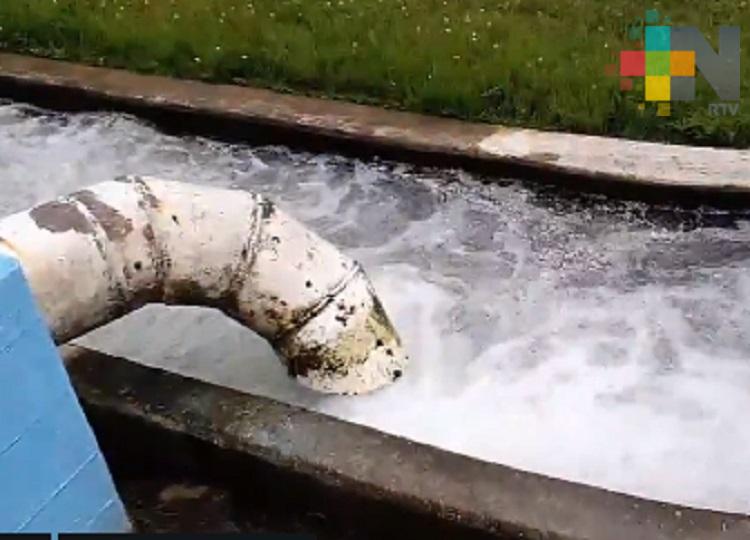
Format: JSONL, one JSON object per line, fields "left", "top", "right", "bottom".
{"left": 670, "top": 51, "right": 695, "bottom": 76}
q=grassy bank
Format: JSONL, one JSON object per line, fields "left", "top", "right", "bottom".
{"left": 0, "top": 0, "right": 748, "bottom": 147}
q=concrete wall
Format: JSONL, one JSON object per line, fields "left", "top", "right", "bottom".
{"left": 0, "top": 254, "right": 129, "bottom": 533}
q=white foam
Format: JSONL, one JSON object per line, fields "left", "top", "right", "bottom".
{"left": 3, "top": 102, "right": 750, "bottom": 512}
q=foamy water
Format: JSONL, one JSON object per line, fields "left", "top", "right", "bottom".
{"left": 3, "top": 102, "right": 750, "bottom": 512}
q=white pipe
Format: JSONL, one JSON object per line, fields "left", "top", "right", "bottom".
{"left": 0, "top": 176, "right": 408, "bottom": 395}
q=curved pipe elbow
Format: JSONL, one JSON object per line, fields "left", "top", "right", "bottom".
{"left": 0, "top": 176, "right": 408, "bottom": 395}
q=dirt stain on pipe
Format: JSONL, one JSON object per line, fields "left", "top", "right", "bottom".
{"left": 30, "top": 200, "right": 95, "bottom": 235}
{"left": 259, "top": 199, "right": 275, "bottom": 220}
{"left": 74, "top": 189, "right": 134, "bottom": 241}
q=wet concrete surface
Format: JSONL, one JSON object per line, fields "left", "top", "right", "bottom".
{"left": 122, "top": 479, "right": 333, "bottom": 537}
{"left": 122, "top": 480, "right": 243, "bottom": 533}
{"left": 65, "top": 345, "right": 750, "bottom": 540}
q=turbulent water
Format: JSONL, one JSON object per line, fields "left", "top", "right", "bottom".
{"left": 3, "top": 102, "right": 750, "bottom": 512}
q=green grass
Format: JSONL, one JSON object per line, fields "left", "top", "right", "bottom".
{"left": 0, "top": 0, "right": 748, "bottom": 146}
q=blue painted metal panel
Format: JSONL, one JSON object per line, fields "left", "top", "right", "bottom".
{"left": 0, "top": 254, "right": 129, "bottom": 533}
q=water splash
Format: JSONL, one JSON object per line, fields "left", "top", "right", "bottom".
{"left": 2, "top": 101, "right": 750, "bottom": 512}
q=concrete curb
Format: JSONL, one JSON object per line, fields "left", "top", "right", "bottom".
{"left": 63, "top": 345, "right": 750, "bottom": 540}
{"left": 1, "top": 53, "right": 749, "bottom": 204}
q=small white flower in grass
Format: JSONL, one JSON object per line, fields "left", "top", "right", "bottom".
{"left": 492, "top": 43, "right": 499, "bottom": 49}
{"left": 241, "top": 54, "right": 248, "bottom": 59}
{"left": 216, "top": 46, "right": 222, "bottom": 52}
{"left": 194, "top": 56, "right": 201, "bottom": 63}
{"left": 445, "top": 27, "right": 451, "bottom": 33}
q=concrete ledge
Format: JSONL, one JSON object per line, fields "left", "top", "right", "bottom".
{"left": 62, "top": 344, "right": 750, "bottom": 539}
{"left": 1, "top": 53, "right": 749, "bottom": 205}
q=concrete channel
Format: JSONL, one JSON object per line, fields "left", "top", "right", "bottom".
{"left": 3, "top": 54, "right": 750, "bottom": 538}
{"left": 63, "top": 345, "right": 750, "bottom": 539}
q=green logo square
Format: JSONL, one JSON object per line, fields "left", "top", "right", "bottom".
{"left": 646, "top": 51, "right": 671, "bottom": 75}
